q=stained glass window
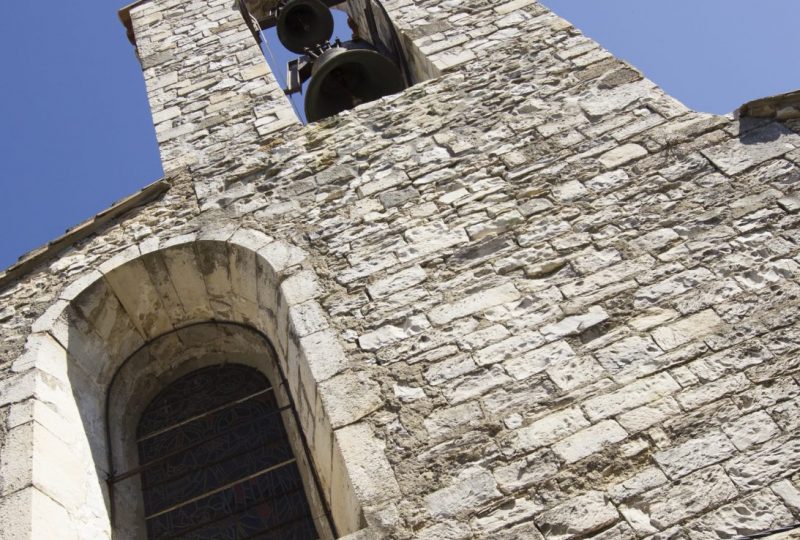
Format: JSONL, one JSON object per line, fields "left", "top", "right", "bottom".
{"left": 135, "top": 364, "right": 320, "bottom": 539}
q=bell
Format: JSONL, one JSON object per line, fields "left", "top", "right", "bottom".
{"left": 304, "top": 41, "right": 406, "bottom": 122}
{"left": 276, "top": 0, "right": 334, "bottom": 54}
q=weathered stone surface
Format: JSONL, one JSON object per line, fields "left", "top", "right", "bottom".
{"left": 651, "top": 310, "right": 724, "bottom": 351}
{"left": 583, "top": 373, "right": 680, "bottom": 421}
{"left": 366, "top": 266, "right": 427, "bottom": 299}
{"left": 684, "top": 490, "right": 794, "bottom": 539}
{"left": 511, "top": 407, "right": 590, "bottom": 454}
{"left": 470, "top": 497, "right": 543, "bottom": 538}
{"left": 425, "top": 468, "right": 501, "bottom": 519}
{"left": 493, "top": 449, "right": 560, "bottom": 493}
{"left": 654, "top": 430, "right": 737, "bottom": 479}
{"left": 594, "top": 335, "right": 664, "bottom": 374}
{"left": 424, "top": 401, "right": 483, "bottom": 441}
{"left": 721, "top": 410, "right": 781, "bottom": 451}
{"left": 599, "top": 143, "right": 648, "bottom": 169}
{"left": 540, "top": 308, "right": 609, "bottom": 340}
{"left": 429, "top": 283, "right": 520, "bottom": 325}
{"left": 701, "top": 123, "right": 800, "bottom": 175}
{"left": 726, "top": 437, "right": 800, "bottom": 490}
{"left": 503, "top": 340, "right": 574, "bottom": 381}
{"left": 536, "top": 491, "right": 619, "bottom": 540}
{"left": 552, "top": 420, "right": 627, "bottom": 463}
{"left": 319, "top": 371, "right": 383, "bottom": 428}
{"left": 608, "top": 467, "right": 669, "bottom": 503}
{"left": 622, "top": 466, "right": 738, "bottom": 532}
{"left": 617, "top": 397, "right": 682, "bottom": 433}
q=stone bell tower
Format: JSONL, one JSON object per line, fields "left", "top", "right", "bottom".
{"left": 2, "top": 0, "right": 800, "bottom": 538}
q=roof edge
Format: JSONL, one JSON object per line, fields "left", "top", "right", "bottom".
{"left": 738, "top": 89, "right": 800, "bottom": 120}
{"left": 0, "top": 178, "right": 171, "bottom": 290}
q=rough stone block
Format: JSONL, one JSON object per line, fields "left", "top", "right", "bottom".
{"left": 608, "top": 467, "right": 668, "bottom": 503}
{"left": 474, "top": 330, "right": 546, "bottom": 366}
{"left": 366, "top": 266, "right": 427, "bottom": 299}
{"left": 701, "top": 123, "right": 800, "bottom": 176}
{"left": 493, "top": 448, "right": 560, "bottom": 493}
{"left": 335, "top": 422, "right": 401, "bottom": 507}
{"left": 443, "top": 365, "right": 512, "bottom": 404}
{"left": 583, "top": 372, "right": 680, "bottom": 421}
{"left": 726, "top": 436, "right": 800, "bottom": 491}
{"left": 429, "top": 282, "right": 520, "bottom": 325}
{"left": 651, "top": 309, "right": 724, "bottom": 350}
{"left": 721, "top": 410, "right": 780, "bottom": 451}
{"left": 503, "top": 340, "right": 574, "bottom": 381}
{"left": 552, "top": 420, "right": 628, "bottom": 463}
{"left": 593, "top": 335, "right": 663, "bottom": 375}
{"left": 540, "top": 308, "right": 609, "bottom": 340}
{"left": 599, "top": 143, "right": 648, "bottom": 169}
{"left": 654, "top": 430, "right": 737, "bottom": 479}
{"left": 425, "top": 467, "right": 501, "bottom": 519}
{"left": 617, "top": 397, "right": 682, "bottom": 433}
{"left": 676, "top": 373, "right": 750, "bottom": 410}
{"left": 470, "top": 498, "right": 543, "bottom": 537}
{"left": 547, "top": 353, "right": 607, "bottom": 391}
{"left": 623, "top": 466, "right": 738, "bottom": 532}
{"left": 512, "top": 407, "right": 590, "bottom": 454}
{"left": 536, "top": 491, "right": 619, "bottom": 540}
{"left": 319, "top": 371, "right": 383, "bottom": 428}
{"left": 424, "top": 401, "right": 483, "bottom": 441}
{"left": 684, "top": 489, "right": 794, "bottom": 539}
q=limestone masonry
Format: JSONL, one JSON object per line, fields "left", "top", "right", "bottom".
{"left": 2, "top": 0, "right": 800, "bottom": 538}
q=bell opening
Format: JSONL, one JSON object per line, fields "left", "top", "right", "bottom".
{"left": 241, "top": 0, "right": 439, "bottom": 124}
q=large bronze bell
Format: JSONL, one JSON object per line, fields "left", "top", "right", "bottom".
{"left": 276, "top": 0, "right": 334, "bottom": 54}
{"left": 303, "top": 41, "right": 405, "bottom": 122}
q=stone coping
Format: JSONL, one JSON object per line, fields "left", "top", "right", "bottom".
{"left": 0, "top": 178, "right": 170, "bottom": 290}
{"left": 739, "top": 89, "right": 800, "bottom": 120}
{"left": 118, "top": 0, "right": 150, "bottom": 45}
{"left": 119, "top": 0, "right": 346, "bottom": 43}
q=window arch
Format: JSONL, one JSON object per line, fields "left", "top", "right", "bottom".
{"left": 135, "top": 363, "right": 321, "bottom": 539}
{"left": 11, "top": 233, "right": 401, "bottom": 539}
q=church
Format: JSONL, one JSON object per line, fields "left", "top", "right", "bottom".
{"left": 2, "top": 0, "right": 800, "bottom": 538}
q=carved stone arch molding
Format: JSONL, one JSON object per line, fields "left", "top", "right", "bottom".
{"left": 3, "top": 228, "right": 399, "bottom": 539}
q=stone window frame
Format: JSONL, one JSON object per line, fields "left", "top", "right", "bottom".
{"left": 1, "top": 228, "right": 400, "bottom": 539}
{"left": 107, "top": 322, "right": 336, "bottom": 539}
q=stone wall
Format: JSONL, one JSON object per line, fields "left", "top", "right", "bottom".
{"left": 129, "top": 0, "right": 299, "bottom": 174}
{"left": 3, "top": 0, "right": 800, "bottom": 538}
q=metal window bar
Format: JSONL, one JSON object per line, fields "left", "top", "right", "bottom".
{"left": 141, "top": 436, "right": 296, "bottom": 493}
{"left": 136, "top": 371, "right": 266, "bottom": 426}
{"left": 111, "top": 402, "right": 293, "bottom": 486}
{"left": 138, "top": 386, "right": 276, "bottom": 442}
{"left": 163, "top": 486, "right": 308, "bottom": 539}
{"left": 145, "top": 457, "right": 298, "bottom": 520}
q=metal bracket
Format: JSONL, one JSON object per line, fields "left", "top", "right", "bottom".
{"left": 285, "top": 56, "right": 313, "bottom": 95}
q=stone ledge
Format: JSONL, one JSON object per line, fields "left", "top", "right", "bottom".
{"left": 0, "top": 178, "right": 170, "bottom": 291}
{"left": 739, "top": 89, "right": 800, "bottom": 120}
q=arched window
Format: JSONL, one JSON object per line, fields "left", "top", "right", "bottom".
{"left": 135, "top": 364, "right": 320, "bottom": 539}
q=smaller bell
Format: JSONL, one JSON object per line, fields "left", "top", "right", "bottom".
{"left": 304, "top": 41, "right": 406, "bottom": 122}
{"left": 276, "top": 0, "right": 335, "bottom": 54}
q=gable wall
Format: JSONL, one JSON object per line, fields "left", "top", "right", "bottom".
{"left": 3, "top": 0, "right": 800, "bottom": 538}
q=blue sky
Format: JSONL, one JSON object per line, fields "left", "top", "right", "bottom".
{"left": 0, "top": 1, "right": 798, "bottom": 270}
